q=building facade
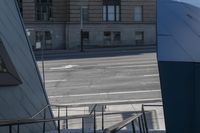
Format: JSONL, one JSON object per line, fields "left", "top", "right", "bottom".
{"left": 18, "top": 0, "right": 156, "bottom": 50}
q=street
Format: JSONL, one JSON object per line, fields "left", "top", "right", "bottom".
{"left": 37, "top": 50, "right": 161, "bottom": 105}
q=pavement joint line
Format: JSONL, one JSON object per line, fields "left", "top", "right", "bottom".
{"left": 48, "top": 89, "right": 161, "bottom": 98}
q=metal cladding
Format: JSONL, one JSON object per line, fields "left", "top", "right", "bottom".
{"left": 157, "top": 0, "right": 200, "bottom": 62}
{"left": 0, "top": 0, "right": 54, "bottom": 132}
{"left": 157, "top": 0, "right": 200, "bottom": 133}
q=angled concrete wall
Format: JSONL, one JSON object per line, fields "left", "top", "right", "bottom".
{"left": 0, "top": 0, "right": 55, "bottom": 132}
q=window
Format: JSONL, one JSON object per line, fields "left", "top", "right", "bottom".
{"left": 0, "top": 38, "right": 22, "bottom": 86}
{"left": 135, "top": 31, "right": 144, "bottom": 45}
{"left": 35, "top": 31, "right": 52, "bottom": 49}
{"left": 104, "top": 31, "right": 121, "bottom": 45}
{"left": 82, "top": 31, "right": 89, "bottom": 42}
{"left": 113, "top": 32, "right": 121, "bottom": 41}
{"left": 103, "top": 0, "right": 120, "bottom": 21}
{"left": 81, "top": 7, "right": 89, "bottom": 23}
{"left": 134, "top": 6, "right": 143, "bottom": 22}
{"left": 17, "top": 0, "right": 23, "bottom": 16}
{"left": 0, "top": 56, "right": 7, "bottom": 73}
{"left": 36, "top": 0, "right": 52, "bottom": 21}
{"left": 104, "top": 31, "right": 112, "bottom": 44}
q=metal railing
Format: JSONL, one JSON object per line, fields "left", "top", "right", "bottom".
{"left": 0, "top": 104, "right": 158, "bottom": 133}
{"left": 0, "top": 104, "right": 99, "bottom": 133}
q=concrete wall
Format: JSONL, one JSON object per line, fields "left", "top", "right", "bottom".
{"left": 0, "top": 0, "right": 54, "bottom": 132}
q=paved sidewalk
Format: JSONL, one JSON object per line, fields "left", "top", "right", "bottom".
{"left": 35, "top": 45, "right": 156, "bottom": 60}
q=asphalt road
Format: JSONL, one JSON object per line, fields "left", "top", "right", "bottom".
{"left": 37, "top": 50, "right": 161, "bottom": 105}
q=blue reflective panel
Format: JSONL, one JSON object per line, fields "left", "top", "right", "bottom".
{"left": 157, "top": 0, "right": 200, "bottom": 62}
{"left": 177, "top": 0, "right": 200, "bottom": 7}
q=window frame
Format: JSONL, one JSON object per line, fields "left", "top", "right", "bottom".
{"left": 35, "top": 0, "right": 53, "bottom": 21}
{"left": 103, "top": 0, "right": 121, "bottom": 22}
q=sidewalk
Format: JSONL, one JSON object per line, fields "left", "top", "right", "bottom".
{"left": 34, "top": 45, "right": 156, "bottom": 60}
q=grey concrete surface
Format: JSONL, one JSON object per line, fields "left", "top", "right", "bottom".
{"left": 37, "top": 51, "right": 161, "bottom": 105}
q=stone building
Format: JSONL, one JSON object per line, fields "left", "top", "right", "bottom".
{"left": 18, "top": 0, "right": 156, "bottom": 50}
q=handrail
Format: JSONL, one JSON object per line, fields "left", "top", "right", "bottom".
{"left": 31, "top": 104, "right": 70, "bottom": 118}
{"left": 103, "top": 113, "right": 143, "bottom": 133}
{"left": 0, "top": 115, "right": 91, "bottom": 127}
{"left": 89, "top": 104, "right": 97, "bottom": 115}
{"left": 31, "top": 105, "right": 50, "bottom": 118}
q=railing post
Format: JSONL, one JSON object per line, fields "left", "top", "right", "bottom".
{"left": 58, "top": 106, "right": 60, "bottom": 118}
{"left": 141, "top": 115, "right": 146, "bottom": 133}
{"left": 58, "top": 120, "right": 61, "bottom": 133}
{"left": 131, "top": 121, "right": 136, "bottom": 133}
{"left": 94, "top": 107, "right": 96, "bottom": 133}
{"left": 82, "top": 117, "right": 84, "bottom": 133}
{"left": 142, "top": 105, "right": 149, "bottom": 133}
{"left": 43, "top": 108, "right": 46, "bottom": 133}
{"left": 66, "top": 106, "right": 68, "bottom": 129}
{"left": 9, "top": 125, "right": 12, "bottom": 133}
{"left": 102, "top": 105, "right": 104, "bottom": 131}
{"left": 17, "top": 123, "right": 20, "bottom": 133}
{"left": 58, "top": 107, "right": 61, "bottom": 133}
{"left": 138, "top": 117, "right": 142, "bottom": 133}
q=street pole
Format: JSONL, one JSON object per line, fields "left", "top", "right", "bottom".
{"left": 80, "top": 6, "right": 84, "bottom": 52}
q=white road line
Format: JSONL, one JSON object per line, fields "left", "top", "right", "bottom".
{"left": 107, "top": 64, "right": 157, "bottom": 69}
{"left": 50, "top": 65, "right": 78, "bottom": 70}
{"left": 48, "top": 89, "right": 160, "bottom": 98}
{"left": 97, "top": 61, "right": 157, "bottom": 66}
{"left": 57, "top": 98, "right": 162, "bottom": 106}
{"left": 141, "top": 81, "right": 160, "bottom": 85}
{"left": 46, "top": 79, "right": 67, "bottom": 83}
{"left": 143, "top": 74, "right": 159, "bottom": 77}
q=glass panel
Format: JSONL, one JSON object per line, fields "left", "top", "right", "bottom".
{"left": 108, "top": 6, "right": 115, "bottom": 21}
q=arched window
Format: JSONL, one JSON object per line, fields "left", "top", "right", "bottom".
{"left": 0, "top": 38, "right": 22, "bottom": 86}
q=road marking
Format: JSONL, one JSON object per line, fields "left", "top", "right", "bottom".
{"left": 57, "top": 98, "right": 162, "bottom": 106}
{"left": 107, "top": 64, "right": 157, "bottom": 69}
{"left": 46, "top": 79, "right": 67, "bottom": 83}
{"left": 143, "top": 74, "right": 159, "bottom": 77}
{"left": 50, "top": 65, "right": 78, "bottom": 70}
{"left": 141, "top": 81, "right": 160, "bottom": 85}
{"left": 48, "top": 90, "right": 160, "bottom": 98}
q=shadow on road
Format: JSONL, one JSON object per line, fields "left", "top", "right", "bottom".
{"left": 35, "top": 47, "right": 156, "bottom": 61}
